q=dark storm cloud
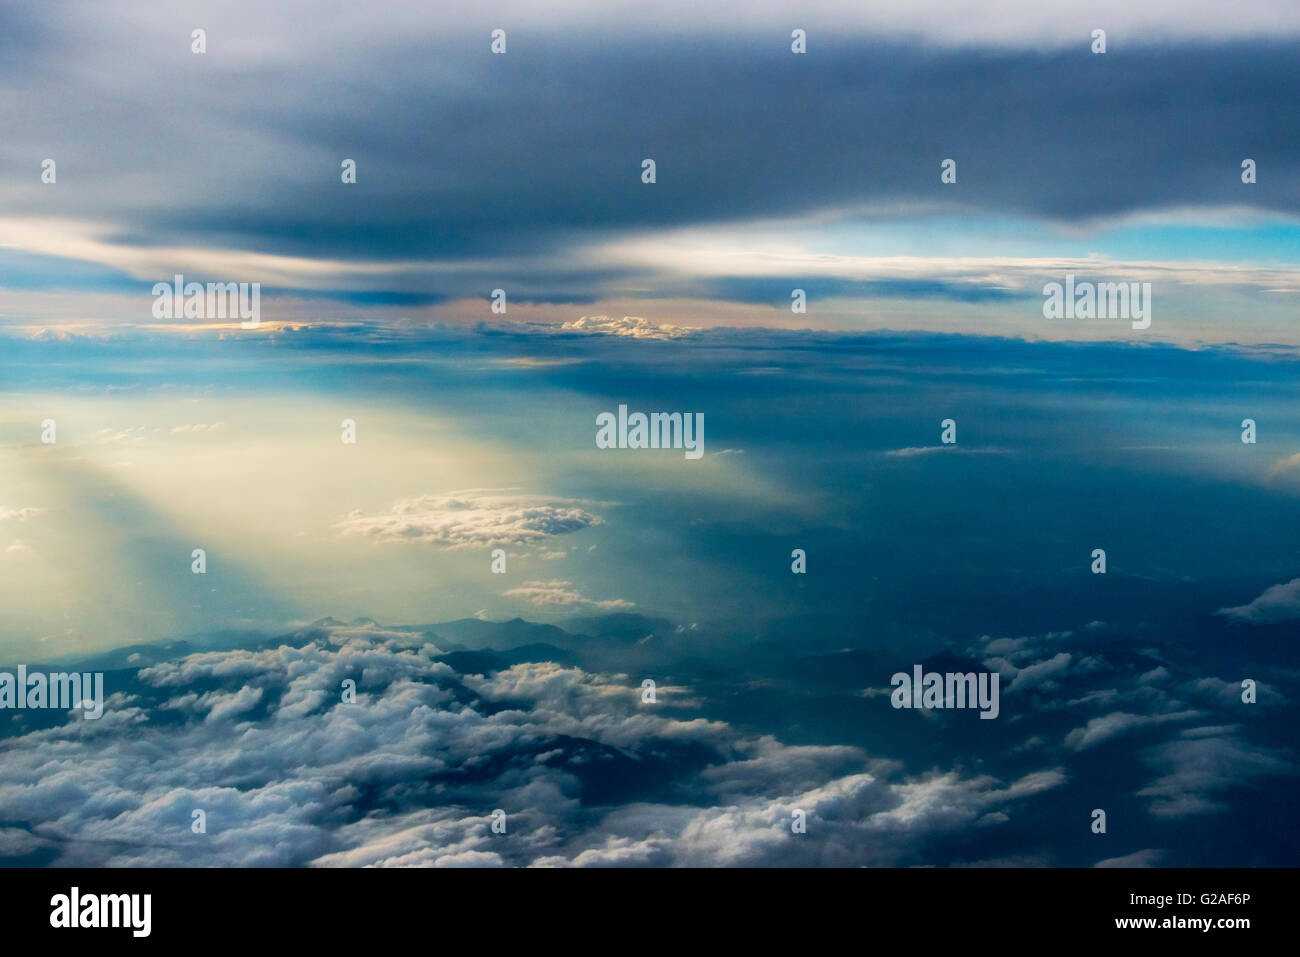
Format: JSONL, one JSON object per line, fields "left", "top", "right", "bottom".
{"left": 2, "top": 6, "right": 1297, "bottom": 274}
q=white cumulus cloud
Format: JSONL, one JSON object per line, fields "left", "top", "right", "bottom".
{"left": 335, "top": 490, "right": 603, "bottom": 548}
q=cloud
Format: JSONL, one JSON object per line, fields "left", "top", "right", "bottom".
{"left": 558, "top": 316, "right": 697, "bottom": 340}
{"left": 503, "top": 580, "right": 634, "bottom": 611}
{"left": 0, "top": 620, "right": 1069, "bottom": 867}
{"left": 1216, "top": 577, "right": 1300, "bottom": 623}
{"left": 1184, "top": 676, "right": 1284, "bottom": 708}
{"left": 93, "top": 426, "right": 149, "bottom": 444}
{"left": 163, "top": 686, "right": 265, "bottom": 723}
{"left": 335, "top": 490, "right": 603, "bottom": 548}
{"left": 0, "top": 507, "right": 45, "bottom": 522}
{"left": 3, "top": 19, "right": 1300, "bottom": 342}
{"left": 1266, "top": 452, "right": 1300, "bottom": 479}
{"left": 974, "top": 632, "right": 1072, "bottom": 665}
{"left": 1063, "top": 710, "right": 1201, "bottom": 751}
{"left": 1007, "top": 653, "right": 1074, "bottom": 692}
{"left": 885, "top": 446, "right": 1010, "bottom": 457}
{"left": 1137, "top": 728, "right": 1294, "bottom": 818}
{"left": 534, "top": 766, "right": 1064, "bottom": 868}
{"left": 1095, "top": 849, "right": 1166, "bottom": 868}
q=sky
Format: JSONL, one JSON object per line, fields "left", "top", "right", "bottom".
{"left": 0, "top": 1, "right": 1297, "bottom": 868}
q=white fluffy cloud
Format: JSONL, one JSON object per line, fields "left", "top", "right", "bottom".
{"left": 1216, "top": 577, "right": 1300, "bottom": 623}
{"left": 559, "top": 316, "right": 697, "bottom": 340}
{"left": 335, "top": 490, "right": 603, "bottom": 548}
{"left": 0, "top": 506, "right": 46, "bottom": 522}
{"left": 1007, "top": 652, "right": 1075, "bottom": 692}
{"left": 0, "top": 622, "right": 1065, "bottom": 867}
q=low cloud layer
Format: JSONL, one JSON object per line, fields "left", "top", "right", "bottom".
{"left": 0, "top": 621, "right": 1073, "bottom": 866}
{"left": 3, "top": 597, "right": 1294, "bottom": 867}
